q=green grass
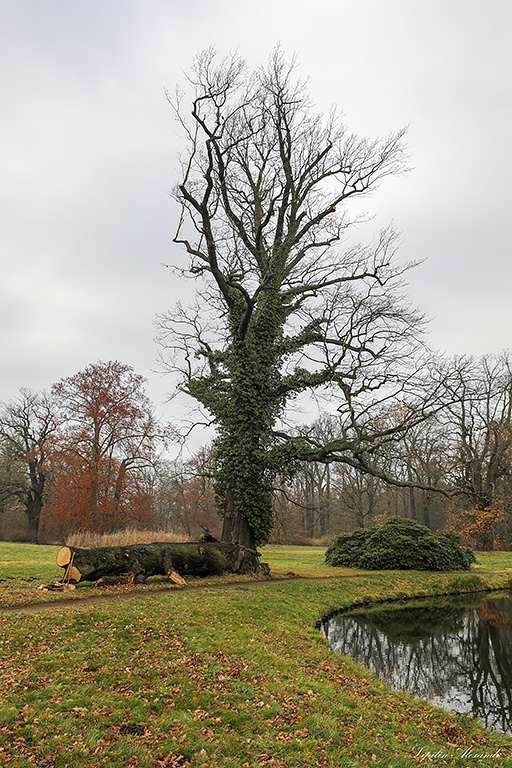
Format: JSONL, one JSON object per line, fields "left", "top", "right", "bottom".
{"left": 1, "top": 543, "right": 512, "bottom": 767}
{"left": 471, "top": 550, "right": 512, "bottom": 572}
{"left": 260, "top": 544, "right": 355, "bottom": 577}
{"left": 0, "top": 541, "right": 62, "bottom": 581}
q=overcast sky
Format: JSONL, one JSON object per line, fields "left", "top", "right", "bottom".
{"left": 1, "top": 0, "right": 511, "bottom": 446}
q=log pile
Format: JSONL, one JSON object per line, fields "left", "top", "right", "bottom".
{"left": 56, "top": 541, "right": 268, "bottom": 585}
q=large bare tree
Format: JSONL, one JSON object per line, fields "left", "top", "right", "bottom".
{"left": 442, "top": 353, "right": 512, "bottom": 512}
{"left": 0, "top": 389, "right": 58, "bottom": 536}
{"left": 158, "top": 48, "right": 434, "bottom": 548}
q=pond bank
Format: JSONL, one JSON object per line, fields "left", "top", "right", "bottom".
{"left": 323, "top": 590, "right": 512, "bottom": 733}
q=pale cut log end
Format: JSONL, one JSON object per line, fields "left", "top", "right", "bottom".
{"left": 64, "top": 564, "right": 82, "bottom": 583}
{"left": 167, "top": 570, "right": 186, "bottom": 587}
{"left": 56, "top": 546, "right": 72, "bottom": 567}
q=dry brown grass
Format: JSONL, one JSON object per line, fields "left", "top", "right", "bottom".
{"left": 268, "top": 533, "right": 333, "bottom": 547}
{"left": 64, "top": 528, "right": 191, "bottom": 548}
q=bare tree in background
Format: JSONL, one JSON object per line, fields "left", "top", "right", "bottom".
{"left": 440, "top": 354, "right": 512, "bottom": 548}
{"left": 0, "top": 389, "right": 58, "bottom": 536}
{"left": 442, "top": 354, "right": 512, "bottom": 511}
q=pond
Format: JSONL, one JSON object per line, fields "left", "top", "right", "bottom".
{"left": 322, "top": 591, "right": 512, "bottom": 733}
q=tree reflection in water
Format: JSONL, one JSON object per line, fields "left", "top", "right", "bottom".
{"left": 323, "top": 593, "right": 512, "bottom": 732}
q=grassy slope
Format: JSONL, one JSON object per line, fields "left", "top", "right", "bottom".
{"left": 0, "top": 543, "right": 511, "bottom": 767}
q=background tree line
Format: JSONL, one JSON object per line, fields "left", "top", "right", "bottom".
{"left": 1, "top": 353, "right": 512, "bottom": 549}
{"left": 272, "top": 353, "right": 512, "bottom": 550}
{"left": 0, "top": 360, "right": 218, "bottom": 543}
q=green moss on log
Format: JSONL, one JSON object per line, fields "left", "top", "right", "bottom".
{"left": 56, "top": 541, "right": 243, "bottom": 582}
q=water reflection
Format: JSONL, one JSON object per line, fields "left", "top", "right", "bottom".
{"left": 323, "top": 593, "right": 512, "bottom": 732}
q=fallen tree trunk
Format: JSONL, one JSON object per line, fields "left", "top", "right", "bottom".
{"left": 56, "top": 541, "right": 266, "bottom": 583}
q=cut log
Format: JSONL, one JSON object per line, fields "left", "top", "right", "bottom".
{"left": 55, "top": 541, "right": 266, "bottom": 584}
{"left": 63, "top": 564, "right": 82, "bottom": 583}
{"left": 167, "top": 570, "right": 187, "bottom": 587}
{"left": 57, "top": 546, "right": 72, "bottom": 567}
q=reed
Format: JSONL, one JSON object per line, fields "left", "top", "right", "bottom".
{"left": 64, "top": 527, "right": 191, "bottom": 548}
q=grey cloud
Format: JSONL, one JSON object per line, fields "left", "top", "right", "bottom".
{"left": 1, "top": 0, "right": 511, "bottom": 428}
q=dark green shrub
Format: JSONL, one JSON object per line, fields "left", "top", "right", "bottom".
{"left": 325, "top": 517, "right": 476, "bottom": 572}
{"left": 325, "top": 528, "right": 374, "bottom": 567}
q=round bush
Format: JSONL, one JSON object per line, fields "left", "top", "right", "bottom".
{"left": 325, "top": 517, "right": 476, "bottom": 571}
{"left": 325, "top": 528, "right": 374, "bottom": 568}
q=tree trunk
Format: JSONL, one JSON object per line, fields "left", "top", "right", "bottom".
{"left": 56, "top": 540, "right": 265, "bottom": 583}
{"left": 26, "top": 459, "right": 45, "bottom": 535}
{"left": 408, "top": 486, "right": 418, "bottom": 523}
{"left": 26, "top": 489, "right": 43, "bottom": 535}
{"left": 221, "top": 487, "right": 256, "bottom": 549}
{"left": 422, "top": 488, "right": 432, "bottom": 530}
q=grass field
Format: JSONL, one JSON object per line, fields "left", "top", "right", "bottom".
{"left": 1, "top": 542, "right": 512, "bottom": 767}
{"left": 0, "top": 543, "right": 356, "bottom": 609}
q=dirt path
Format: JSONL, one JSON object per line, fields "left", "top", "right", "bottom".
{"left": 4, "top": 569, "right": 508, "bottom": 614}
{"left": 0, "top": 573, "right": 352, "bottom": 614}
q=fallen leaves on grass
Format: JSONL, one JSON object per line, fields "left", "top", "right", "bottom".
{"left": 152, "top": 755, "right": 190, "bottom": 768}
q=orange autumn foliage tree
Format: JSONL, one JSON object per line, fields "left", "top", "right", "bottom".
{"left": 42, "top": 361, "right": 166, "bottom": 536}
{"left": 446, "top": 505, "right": 508, "bottom": 551}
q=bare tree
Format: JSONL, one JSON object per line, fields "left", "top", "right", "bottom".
{"left": 158, "top": 48, "right": 433, "bottom": 548}
{"left": 0, "top": 389, "right": 58, "bottom": 536}
{"left": 154, "top": 448, "right": 221, "bottom": 539}
{"left": 441, "top": 354, "right": 512, "bottom": 512}
{"left": 0, "top": 437, "right": 29, "bottom": 531}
